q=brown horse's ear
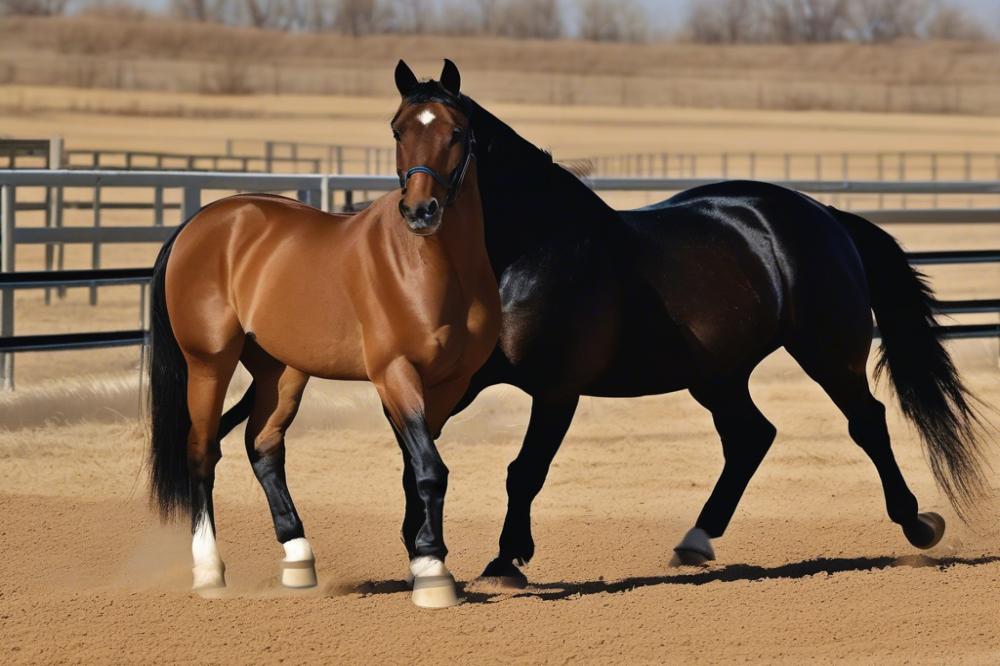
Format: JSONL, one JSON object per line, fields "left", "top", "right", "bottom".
{"left": 440, "top": 59, "right": 460, "bottom": 97}
{"left": 395, "top": 60, "right": 418, "bottom": 97}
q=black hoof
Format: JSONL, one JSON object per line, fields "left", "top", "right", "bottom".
{"left": 477, "top": 558, "right": 528, "bottom": 590}
{"left": 904, "top": 512, "right": 946, "bottom": 549}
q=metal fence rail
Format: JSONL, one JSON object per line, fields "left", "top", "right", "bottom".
{"left": 582, "top": 151, "right": 1000, "bottom": 183}
{"left": 2, "top": 171, "right": 1000, "bottom": 390}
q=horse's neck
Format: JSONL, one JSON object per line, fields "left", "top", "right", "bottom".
{"left": 479, "top": 156, "right": 617, "bottom": 276}
{"left": 437, "top": 165, "right": 491, "bottom": 284}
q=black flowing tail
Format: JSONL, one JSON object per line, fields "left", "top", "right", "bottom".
{"left": 832, "top": 207, "right": 990, "bottom": 518}
{"left": 147, "top": 224, "right": 257, "bottom": 520}
{"left": 147, "top": 227, "right": 191, "bottom": 520}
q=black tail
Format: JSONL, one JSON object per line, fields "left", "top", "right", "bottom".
{"left": 147, "top": 227, "right": 191, "bottom": 519}
{"left": 833, "top": 207, "right": 990, "bottom": 518}
{"left": 147, "top": 224, "right": 256, "bottom": 520}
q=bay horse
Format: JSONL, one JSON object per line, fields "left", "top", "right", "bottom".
{"left": 220, "top": 62, "right": 990, "bottom": 588}
{"left": 147, "top": 60, "right": 499, "bottom": 608}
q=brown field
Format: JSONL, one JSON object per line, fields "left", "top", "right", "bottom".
{"left": 2, "top": 16, "right": 1000, "bottom": 114}
{"left": 2, "top": 85, "right": 1000, "bottom": 662}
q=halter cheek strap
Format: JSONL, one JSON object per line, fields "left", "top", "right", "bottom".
{"left": 398, "top": 128, "right": 477, "bottom": 208}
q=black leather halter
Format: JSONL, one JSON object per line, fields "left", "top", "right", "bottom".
{"left": 398, "top": 128, "right": 476, "bottom": 208}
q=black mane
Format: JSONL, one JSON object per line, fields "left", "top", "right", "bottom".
{"left": 403, "top": 80, "right": 464, "bottom": 109}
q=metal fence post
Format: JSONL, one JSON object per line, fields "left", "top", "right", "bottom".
{"left": 46, "top": 136, "right": 64, "bottom": 305}
{"left": 90, "top": 183, "right": 101, "bottom": 305}
{"left": 1, "top": 184, "right": 16, "bottom": 390}
{"left": 182, "top": 186, "right": 201, "bottom": 221}
{"left": 153, "top": 186, "right": 164, "bottom": 226}
{"left": 321, "top": 177, "right": 331, "bottom": 213}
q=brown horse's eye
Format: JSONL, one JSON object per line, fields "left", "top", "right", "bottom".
{"left": 451, "top": 127, "right": 464, "bottom": 144}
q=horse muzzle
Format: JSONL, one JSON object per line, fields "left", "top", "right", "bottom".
{"left": 400, "top": 197, "right": 443, "bottom": 236}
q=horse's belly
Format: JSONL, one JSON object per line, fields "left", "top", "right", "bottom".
{"left": 238, "top": 273, "right": 368, "bottom": 380}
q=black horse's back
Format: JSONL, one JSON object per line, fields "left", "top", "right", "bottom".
{"left": 619, "top": 180, "right": 860, "bottom": 383}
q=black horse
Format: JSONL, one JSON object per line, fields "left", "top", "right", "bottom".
{"left": 216, "top": 60, "right": 989, "bottom": 586}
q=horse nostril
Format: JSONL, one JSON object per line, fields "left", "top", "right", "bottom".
{"left": 426, "top": 199, "right": 439, "bottom": 216}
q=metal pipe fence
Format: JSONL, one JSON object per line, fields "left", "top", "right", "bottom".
{"left": 1, "top": 171, "right": 999, "bottom": 390}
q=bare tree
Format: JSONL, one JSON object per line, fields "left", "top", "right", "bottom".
{"left": 391, "top": 0, "right": 436, "bottom": 34}
{"left": 495, "top": 0, "right": 564, "bottom": 39}
{"left": 0, "top": 0, "right": 69, "bottom": 15}
{"left": 687, "top": 0, "right": 766, "bottom": 43}
{"left": 850, "top": 0, "right": 932, "bottom": 42}
{"left": 241, "top": 0, "right": 299, "bottom": 29}
{"left": 74, "top": 0, "right": 149, "bottom": 20}
{"left": 766, "top": 0, "right": 852, "bottom": 42}
{"left": 475, "top": 0, "right": 500, "bottom": 33}
{"left": 927, "top": 3, "right": 986, "bottom": 40}
{"left": 579, "top": 0, "right": 648, "bottom": 42}
{"left": 298, "top": 0, "right": 338, "bottom": 31}
{"left": 334, "top": 0, "right": 393, "bottom": 36}
{"left": 169, "top": 0, "right": 235, "bottom": 23}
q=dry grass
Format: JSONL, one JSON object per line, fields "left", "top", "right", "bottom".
{"left": 2, "top": 15, "right": 1000, "bottom": 114}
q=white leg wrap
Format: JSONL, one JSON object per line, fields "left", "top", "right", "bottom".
{"left": 410, "top": 557, "right": 460, "bottom": 609}
{"left": 191, "top": 513, "right": 225, "bottom": 590}
{"left": 280, "top": 537, "right": 317, "bottom": 589}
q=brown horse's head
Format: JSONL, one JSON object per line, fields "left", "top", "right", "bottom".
{"left": 392, "top": 59, "right": 473, "bottom": 236}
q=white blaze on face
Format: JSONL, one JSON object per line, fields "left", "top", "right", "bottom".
{"left": 417, "top": 109, "right": 436, "bottom": 126}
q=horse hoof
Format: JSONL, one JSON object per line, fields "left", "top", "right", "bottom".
{"left": 477, "top": 558, "right": 528, "bottom": 590}
{"left": 410, "top": 557, "right": 460, "bottom": 609}
{"left": 905, "top": 512, "right": 946, "bottom": 550}
{"left": 192, "top": 561, "right": 226, "bottom": 593}
{"left": 671, "top": 527, "right": 716, "bottom": 567}
{"left": 281, "top": 559, "right": 318, "bottom": 589}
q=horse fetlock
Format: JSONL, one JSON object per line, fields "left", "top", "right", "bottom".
{"left": 192, "top": 559, "right": 226, "bottom": 591}
{"left": 478, "top": 557, "right": 528, "bottom": 589}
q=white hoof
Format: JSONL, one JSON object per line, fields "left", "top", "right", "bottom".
{"left": 671, "top": 527, "right": 716, "bottom": 567}
{"left": 410, "top": 557, "right": 460, "bottom": 609}
{"left": 192, "top": 560, "right": 226, "bottom": 592}
{"left": 281, "top": 538, "right": 317, "bottom": 589}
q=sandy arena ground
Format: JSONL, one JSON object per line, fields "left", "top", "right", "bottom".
{"left": 2, "top": 90, "right": 1000, "bottom": 663}
{"left": 1, "top": 346, "right": 999, "bottom": 664}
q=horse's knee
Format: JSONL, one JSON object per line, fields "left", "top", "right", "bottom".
{"left": 720, "top": 414, "right": 776, "bottom": 464}
{"left": 415, "top": 460, "right": 449, "bottom": 495}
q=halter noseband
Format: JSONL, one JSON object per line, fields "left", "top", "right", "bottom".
{"left": 398, "top": 127, "right": 476, "bottom": 208}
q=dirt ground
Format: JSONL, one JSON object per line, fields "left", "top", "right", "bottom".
{"left": 2, "top": 91, "right": 1000, "bottom": 663}
{"left": 1, "top": 342, "right": 999, "bottom": 664}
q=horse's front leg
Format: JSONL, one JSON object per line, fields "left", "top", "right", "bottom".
{"left": 378, "top": 358, "right": 460, "bottom": 608}
{"left": 480, "top": 396, "right": 578, "bottom": 587}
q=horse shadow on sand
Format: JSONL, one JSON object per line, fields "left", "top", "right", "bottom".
{"left": 355, "top": 554, "right": 1000, "bottom": 604}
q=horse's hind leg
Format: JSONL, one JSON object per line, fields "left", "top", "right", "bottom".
{"left": 241, "top": 343, "right": 314, "bottom": 588}
{"left": 789, "top": 348, "right": 945, "bottom": 549}
{"left": 185, "top": 347, "right": 241, "bottom": 592}
{"left": 673, "top": 375, "right": 776, "bottom": 566}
